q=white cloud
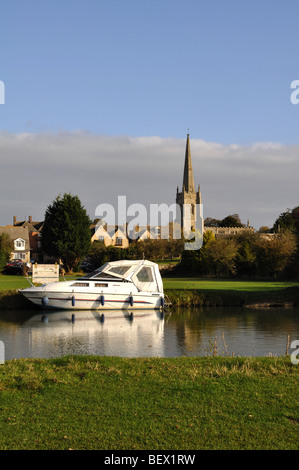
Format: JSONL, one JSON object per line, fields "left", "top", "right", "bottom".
{"left": 0, "top": 131, "right": 298, "bottom": 229}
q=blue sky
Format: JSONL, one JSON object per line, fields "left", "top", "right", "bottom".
{"left": 0, "top": 1, "right": 298, "bottom": 229}
{"left": 1, "top": 0, "right": 299, "bottom": 143}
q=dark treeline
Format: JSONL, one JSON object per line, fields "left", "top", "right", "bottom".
{"left": 176, "top": 230, "right": 298, "bottom": 279}
{"left": 177, "top": 206, "right": 299, "bottom": 279}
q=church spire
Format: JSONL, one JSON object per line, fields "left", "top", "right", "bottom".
{"left": 182, "top": 133, "right": 195, "bottom": 193}
{"left": 176, "top": 132, "right": 203, "bottom": 231}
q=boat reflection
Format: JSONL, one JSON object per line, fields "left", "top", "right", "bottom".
{"left": 20, "top": 309, "right": 165, "bottom": 359}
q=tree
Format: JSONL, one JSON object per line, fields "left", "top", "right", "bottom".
{"left": 204, "top": 237, "right": 238, "bottom": 277}
{"left": 41, "top": 193, "right": 92, "bottom": 272}
{"left": 177, "top": 230, "right": 215, "bottom": 275}
{"left": 220, "top": 214, "right": 244, "bottom": 227}
{"left": 204, "top": 217, "right": 221, "bottom": 227}
{"left": 255, "top": 232, "right": 297, "bottom": 279}
{"left": 272, "top": 206, "right": 299, "bottom": 278}
{"left": 272, "top": 209, "right": 295, "bottom": 233}
{"left": 234, "top": 231, "right": 259, "bottom": 277}
{"left": 258, "top": 226, "right": 270, "bottom": 233}
{"left": 0, "top": 233, "right": 13, "bottom": 271}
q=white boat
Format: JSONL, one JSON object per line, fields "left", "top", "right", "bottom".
{"left": 20, "top": 260, "right": 166, "bottom": 310}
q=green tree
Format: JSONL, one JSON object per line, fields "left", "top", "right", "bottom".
{"left": 88, "top": 242, "right": 126, "bottom": 268}
{"left": 220, "top": 214, "right": 244, "bottom": 228}
{"left": 204, "top": 237, "right": 238, "bottom": 277}
{"left": 272, "top": 207, "right": 299, "bottom": 234}
{"left": 41, "top": 193, "right": 92, "bottom": 272}
{"left": 204, "top": 217, "right": 221, "bottom": 227}
{"left": 255, "top": 232, "right": 297, "bottom": 279}
{"left": 0, "top": 233, "right": 13, "bottom": 271}
{"left": 235, "top": 231, "right": 259, "bottom": 277}
{"left": 177, "top": 230, "right": 215, "bottom": 275}
{"left": 272, "top": 206, "right": 299, "bottom": 278}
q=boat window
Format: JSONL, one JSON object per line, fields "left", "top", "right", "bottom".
{"left": 95, "top": 283, "right": 108, "bottom": 287}
{"left": 136, "top": 267, "right": 154, "bottom": 283}
{"left": 71, "top": 282, "right": 89, "bottom": 287}
{"left": 108, "top": 266, "right": 132, "bottom": 276}
{"left": 93, "top": 272, "right": 119, "bottom": 279}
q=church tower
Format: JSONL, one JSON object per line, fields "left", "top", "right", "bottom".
{"left": 176, "top": 133, "right": 202, "bottom": 231}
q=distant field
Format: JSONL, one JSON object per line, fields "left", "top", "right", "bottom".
{"left": 162, "top": 278, "right": 299, "bottom": 292}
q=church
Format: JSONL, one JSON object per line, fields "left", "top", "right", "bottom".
{"left": 176, "top": 134, "right": 253, "bottom": 239}
{"left": 176, "top": 133, "right": 203, "bottom": 232}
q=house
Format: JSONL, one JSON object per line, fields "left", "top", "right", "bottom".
{"left": 0, "top": 226, "right": 31, "bottom": 263}
{"left": 91, "top": 222, "right": 112, "bottom": 246}
{"left": 111, "top": 226, "right": 129, "bottom": 248}
{"left": 128, "top": 225, "right": 157, "bottom": 242}
{"left": 12, "top": 216, "right": 43, "bottom": 261}
{"left": 91, "top": 222, "right": 129, "bottom": 248}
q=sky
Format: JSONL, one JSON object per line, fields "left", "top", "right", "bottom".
{"left": 0, "top": 0, "right": 299, "bottom": 229}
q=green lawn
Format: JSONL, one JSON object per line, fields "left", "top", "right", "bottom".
{"left": 1, "top": 274, "right": 298, "bottom": 292}
{"left": 0, "top": 275, "right": 32, "bottom": 290}
{"left": 162, "top": 277, "right": 299, "bottom": 292}
{"left": 0, "top": 356, "right": 297, "bottom": 450}
{"left": 0, "top": 274, "right": 79, "bottom": 290}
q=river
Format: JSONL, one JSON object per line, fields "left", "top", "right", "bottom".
{"left": 0, "top": 306, "right": 298, "bottom": 361}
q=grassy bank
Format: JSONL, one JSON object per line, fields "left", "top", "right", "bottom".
{"left": 0, "top": 356, "right": 297, "bottom": 450}
{"left": 163, "top": 278, "right": 299, "bottom": 307}
{"left": 0, "top": 275, "right": 299, "bottom": 309}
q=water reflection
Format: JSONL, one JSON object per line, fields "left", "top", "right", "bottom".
{"left": 0, "top": 310, "right": 165, "bottom": 360}
{"left": 165, "top": 307, "right": 299, "bottom": 357}
{"left": 0, "top": 307, "right": 298, "bottom": 360}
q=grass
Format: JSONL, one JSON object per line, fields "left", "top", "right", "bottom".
{"left": 0, "top": 274, "right": 80, "bottom": 291}
{"left": 0, "top": 355, "right": 298, "bottom": 450}
{"left": 0, "top": 275, "right": 32, "bottom": 290}
{"left": 0, "top": 275, "right": 299, "bottom": 308}
{"left": 162, "top": 278, "right": 299, "bottom": 307}
{"left": 162, "top": 278, "right": 299, "bottom": 291}
{"left": 1, "top": 274, "right": 298, "bottom": 292}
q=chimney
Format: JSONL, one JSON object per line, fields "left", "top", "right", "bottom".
{"left": 29, "top": 216, "right": 32, "bottom": 223}
{"left": 13, "top": 216, "right": 16, "bottom": 225}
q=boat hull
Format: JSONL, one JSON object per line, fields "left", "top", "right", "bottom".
{"left": 21, "top": 290, "right": 163, "bottom": 310}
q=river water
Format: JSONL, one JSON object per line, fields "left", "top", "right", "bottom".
{"left": 0, "top": 307, "right": 298, "bottom": 360}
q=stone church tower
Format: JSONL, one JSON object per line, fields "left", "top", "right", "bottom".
{"left": 176, "top": 133, "right": 202, "bottom": 231}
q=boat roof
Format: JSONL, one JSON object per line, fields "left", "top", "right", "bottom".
{"left": 81, "top": 259, "right": 163, "bottom": 293}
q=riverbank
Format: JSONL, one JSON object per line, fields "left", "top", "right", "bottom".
{"left": 0, "top": 355, "right": 297, "bottom": 450}
{"left": 0, "top": 275, "right": 298, "bottom": 309}
{"left": 0, "top": 285, "right": 299, "bottom": 310}
{"left": 165, "top": 286, "right": 299, "bottom": 308}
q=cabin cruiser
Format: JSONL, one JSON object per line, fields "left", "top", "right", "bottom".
{"left": 20, "top": 260, "right": 165, "bottom": 310}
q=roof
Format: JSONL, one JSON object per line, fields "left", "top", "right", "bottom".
{"left": 0, "top": 226, "right": 30, "bottom": 250}
{"left": 14, "top": 220, "right": 43, "bottom": 232}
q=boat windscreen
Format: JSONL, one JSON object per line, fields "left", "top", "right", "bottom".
{"left": 107, "top": 265, "right": 133, "bottom": 276}
{"left": 93, "top": 272, "right": 121, "bottom": 279}
{"left": 80, "top": 265, "right": 133, "bottom": 280}
{"left": 79, "top": 268, "right": 106, "bottom": 279}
